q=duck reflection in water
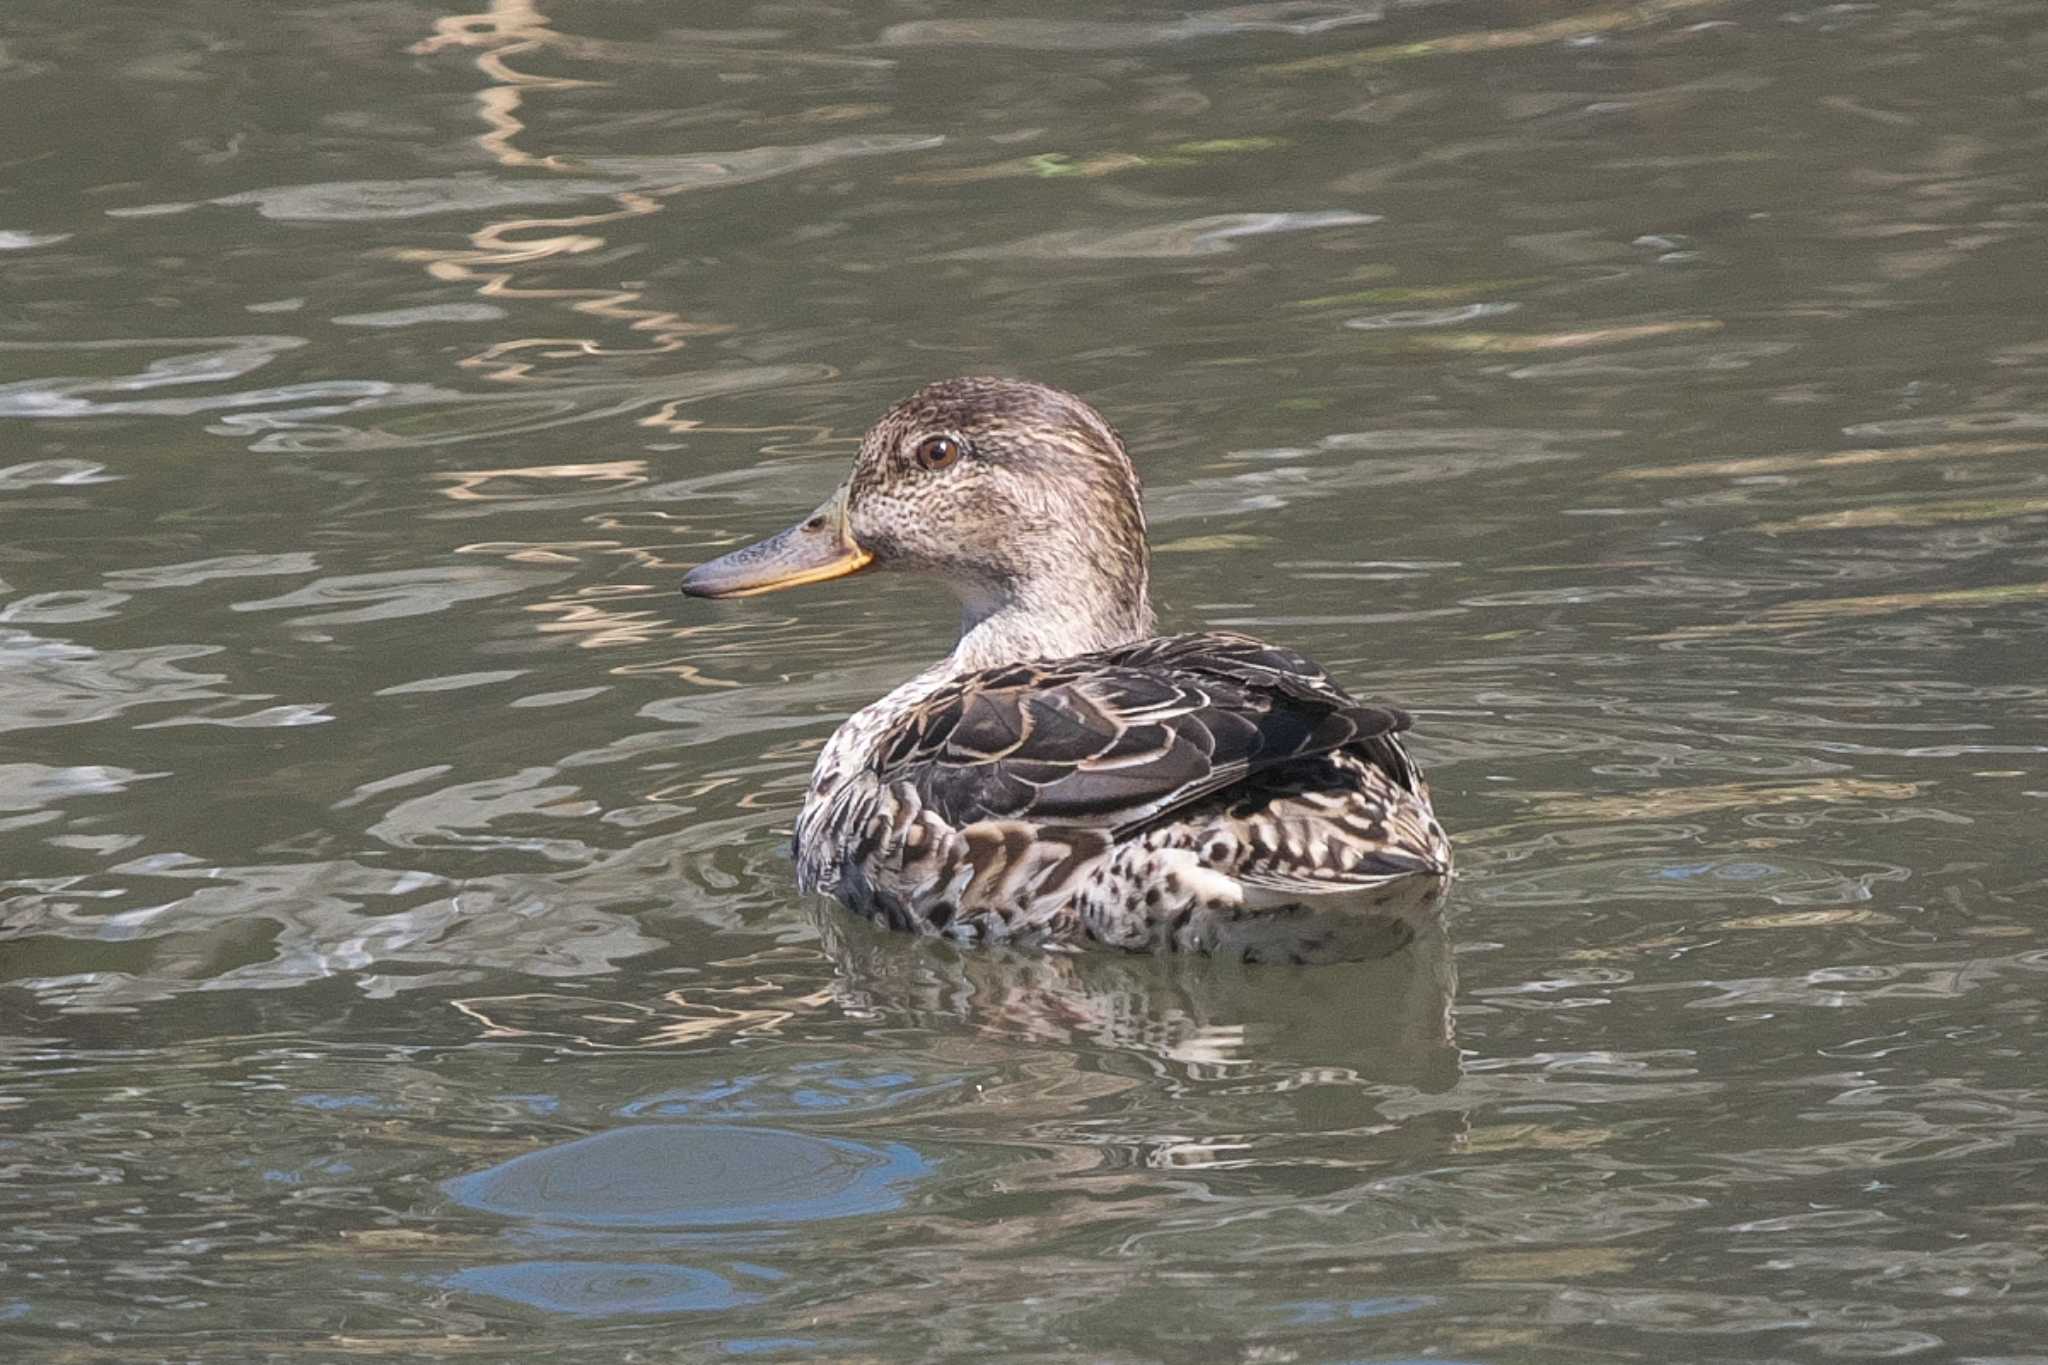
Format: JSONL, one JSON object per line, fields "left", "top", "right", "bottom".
{"left": 813, "top": 902, "right": 1461, "bottom": 1098}
{"left": 684, "top": 378, "right": 1451, "bottom": 961}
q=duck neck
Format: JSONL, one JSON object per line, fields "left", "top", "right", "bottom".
{"left": 946, "top": 556, "right": 1154, "bottom": 674}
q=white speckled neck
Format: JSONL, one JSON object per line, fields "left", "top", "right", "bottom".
{"left": 944, "top": 543, "right": 1155, "bottom": 674}
{"left": 948, "top": 597, "right": 1152, "bottom": 674}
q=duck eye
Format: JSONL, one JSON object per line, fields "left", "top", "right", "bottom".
{"left": 913, "top": 435, "right": 963, "bottom": 472}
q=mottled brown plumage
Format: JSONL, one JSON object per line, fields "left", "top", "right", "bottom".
{"left": 683, "top": 377, "right": 1452, "bottom": 961}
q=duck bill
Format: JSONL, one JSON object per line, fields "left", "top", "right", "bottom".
{"left": 681, "top": 489, "right": 873, "bottom": 599}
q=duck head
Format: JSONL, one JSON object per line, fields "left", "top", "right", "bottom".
{"left": 683, "top": 377, "right": 1155, "bottom": 666}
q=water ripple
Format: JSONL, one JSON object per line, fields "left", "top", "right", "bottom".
{"left": 142, "top": 136, "right": 944, "bottom": 223}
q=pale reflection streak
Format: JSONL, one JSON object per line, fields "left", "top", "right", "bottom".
{"left": 407, "top": 1, "right": 731, "bottom": 380}
{"left": 413, "top": 1, "right": 594, "bottom": 171}
{"left": 436, "top": 459, "right": 652, "bottom": 501}
{"left": 446, "top": 547, "right": 715, "bottom": 658}
{"left": 439, "top": 460, "right": 705, "bottom": 660}
{"left": 403, "top": 6, "right": 872, "bottom": 662}
{"left": 1650, "top": 581, "right": 2048, "bottom": 639}
{"left": 522, "top": 595, "right": 736, "bottom": 670}
{"left": 450, "top": 987, "right": 829, "bottom": 1049}
{"left": 437, "top": 439, "right": 856, "bottom": 669}
{"left": 1613, "top": 438, "right": 2048, "bottom": 481}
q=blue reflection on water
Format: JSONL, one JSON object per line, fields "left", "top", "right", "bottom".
{"left": 722, "top": 1339, "right": 820, "bottom": 1355}
{"left": 616, "top": 1059, "right": 962, "bottom": 1120}
{"left": 444, "top": 1260, "right": 760, "bottom": 1317}
{"left": 443, "top": 1123, "right": 934, "bottom": 1228}
{"left": 292, "top": 1092, "right": 387, "bottom": 1112}
{"left": 1655, "top": 860, "right": 1777, "bottom": 882}
{"left": 1279, "top": 1296, "right": 1439, "bottom": 1325}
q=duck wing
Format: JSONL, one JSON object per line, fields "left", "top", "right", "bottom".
{"left": 874, "top": 632, "right": 1415, "bottom": 836}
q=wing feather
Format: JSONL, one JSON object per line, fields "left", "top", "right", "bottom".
{"left": 876, "top": 631, "right": 1415, "bottom": 835}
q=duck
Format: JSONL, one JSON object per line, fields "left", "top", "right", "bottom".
{"left": 682, "top": 377, "right": 1452, "bottom": 962}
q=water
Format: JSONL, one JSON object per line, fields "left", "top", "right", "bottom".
{"left": 3, "top": 0, "right": 2046, "bottom": 1358}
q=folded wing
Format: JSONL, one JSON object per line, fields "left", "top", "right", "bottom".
{"left": 875, "top": 632, "right": 1416, "bottom": 836}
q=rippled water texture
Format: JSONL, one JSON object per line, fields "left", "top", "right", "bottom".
{"left": 4, "top": 1, "right": 2047, "bottom": 1359}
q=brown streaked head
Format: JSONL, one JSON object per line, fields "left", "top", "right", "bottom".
{"left": 683, "top": 378, "right": 1153, "bottom": 652}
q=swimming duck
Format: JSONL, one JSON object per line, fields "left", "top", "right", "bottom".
{"left": 682, "top": 377, "right": 1452, "bottom": 961}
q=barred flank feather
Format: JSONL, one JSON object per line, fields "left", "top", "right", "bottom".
{"left": 798, "top": 633, "right": 1451, "bottom": 962}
